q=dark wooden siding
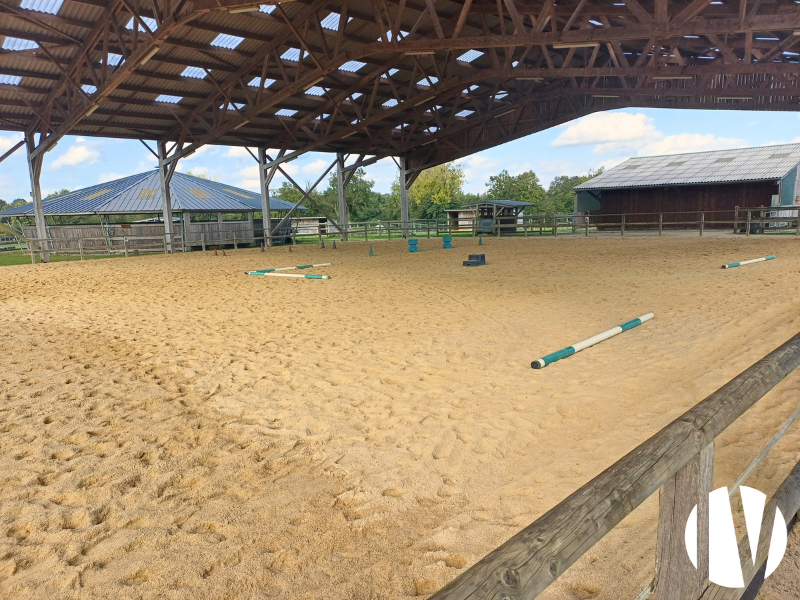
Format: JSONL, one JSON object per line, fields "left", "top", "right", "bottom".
{"left": 590, "top": 181, "right": 780, "bottom": 228}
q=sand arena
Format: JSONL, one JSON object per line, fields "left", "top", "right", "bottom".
{"left": 0, "top": 235, "right": 798, "bottom": 599}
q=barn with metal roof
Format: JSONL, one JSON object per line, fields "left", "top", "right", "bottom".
{"left": 0, "top": 170, "right": 306, "bottom": 247}
{"left": 574, "top": 144, "right": 800, "bottom": 228}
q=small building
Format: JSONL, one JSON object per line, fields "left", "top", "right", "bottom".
{"left": 574, "top": 143, "right": 800, "bottom": 228}
{"left": 0, "top": 170, "right": 305, "bottom": 247}
{"left": 445, "top": 200, "right": 534, "bottom": 233}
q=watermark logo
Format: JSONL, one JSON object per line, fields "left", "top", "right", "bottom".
{"left": 684, "top": 486, "right": 787, "bottom": 588}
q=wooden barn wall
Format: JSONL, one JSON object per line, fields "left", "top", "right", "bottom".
{"left": 591, "top": 181, "right": 780, "bottom": 227}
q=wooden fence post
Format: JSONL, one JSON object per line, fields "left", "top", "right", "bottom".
{"left": 654, "top": 443, "right": 714, "bottom": 600}
{"left": 699, "top": 213, "right": 704, "bottom": 237}
{"left": 552, "top": 216, "right": 557, "bottom": 236}
{"left": 796, "top": 207, "right": 800, "bottom": 236}
{"left": 29, "top": 240, "right": 35, "bottom": 264}
{"left": 585, "top": 216, "right": 589, "bottom": 237}
{"left": 124, "top": 237, "right": 129, "bottom": 258}
{"left": 202, "top": 232, "right": 206, "bottom": 251}
{"left": 233, "top": 231, "right": 238, "bottom": 249}
{"left": 746, "top": 211, "right": 751, "bottom": 237}
{"left": 659, "top": 214, "right": 663, "bottom": 236}
{"left": 387, "top": 221, "right": 391, "bottom": 240}
{"left": 621, "top": 214, "right": 626, "bottom": 236}
{"left": 734, "top": 206, "right": 739, "bottom": 234}
{"left": 78, "top": 238, "right": 84, "bottom": 260}
{"left": 163, "top": 234, "right": 168, "bottom": 254}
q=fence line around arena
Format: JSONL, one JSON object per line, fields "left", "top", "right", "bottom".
{"left": 18, "top": 206, "right": 800, "bottom": 260}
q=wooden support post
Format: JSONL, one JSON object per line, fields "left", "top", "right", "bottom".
{"left": 365, "top": 223, "right": 369, "bottom": 241}
{"left": 318, "top": 224, "right": 323, "bottom": 246}
{"left": 233, "top": 231, "right": 237, "bottom": 249}
{"left": 659, "top": 213, "right": 663, "bottom": 236}
{"left": 292, "top": 226, "right": 296, "bottom": 245}
{"left": 734, "top": 206, "right": 739, "bottom": 234}
{"left": 387, "top": 221, "right": 391, "bottom": 240}
{"left": 700, "top": 213, "right": 705, "bottom": 237}
{"left": 585, "top": 216, "right": 589, "bottom": 237}
{"left": 552, "top": 215, "right": 557, "bottom": 236}
{"left": 524, "top": 217, "right": 528, "bottom": 237}
{"left": 124, "top": 237, "right": 128, "bottom": 257}
{"left": 201, "top": 233, "right": 206, "bottom": 251}
{"left": 29, "top": 240, "right": 35, "bottom": 264}
{"left": 747, "top": 211, "right": 752, "bottom": 236}
{"left": 157, "top": 140, "right": 175, "bottom": 254}
{"left": 621, "top": 214, "right": 626, "bottom": 236}
{"left": 78, "top": 237, "right": 84, "bottom": 260}
{"left": 399, "top": 157, "right": 409, "bottom": 239}
{"left": 427, "top": 221, "right": 431, "bottom": 239}
{"left": 337, "top": 152, "right": 349, "bottom": 241}
{"left": 258, "top": 148, "right": 273, "bottom": 247}
{"left": 25, "top": 135, "right": 49, "bottom": 263}
{"left": 654, "top": 443, "right": 714, "bottom": 600}
{"left": 796, "top": 207, "right": 800, "bottom": 236}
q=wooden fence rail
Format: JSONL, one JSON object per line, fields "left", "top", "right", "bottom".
{"left": 430, "top": 332, "right": 800, "bottom": 600}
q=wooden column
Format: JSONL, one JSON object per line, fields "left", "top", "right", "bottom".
{"left": 258, "top": 147, "right": 273, "bottom": 247}
{"left": 25, "top": 134, "right": 49, "bottom": 262}
{"left": 247, "top": 211, "right": 254, "bottom": 244}
{"left": 157, "top": 140, "right": 175, "bottom": 253}
{"left": 337, "top": 153, "right": 348, "bottom": 241}
{"left": 399, "top": 157, "right": 410, "bottom": 238}
{"left": 654, "top": 442, "right": 714, "bottom": 600}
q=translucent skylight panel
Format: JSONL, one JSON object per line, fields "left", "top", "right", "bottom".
{"left": 281, "top": 48, "right": 308, "bottom": 62}
{"left": 220, "top": 102, "right": 245, "bottom": 110}
{"left": 457, "top": 49, "right": 483, "bottom": 63}
{"left": 106, "top": 53, "right": 124, "bottom": 66}
{"left": 2, "top": 38, "right": 37, "bottom": 51}
{"left": 248, "top": 77, "right": 276, "bottom": 88}
{"left": 126, "top": 16, "right": 158, "bottom": 32}
{"left": 156, "top": 94, "right": 182, "bottom": 103}
{"left": 495, "top": 90, "right": 508, "bottom": 99}
{"left": 455, "top": 109, "right": 474, "bottom": 118}
{"left": 383, "top": 30, "right": 409, "bottom": 42}
{"left": 20, "top": 0, "right": 64, "bottom": 14}
{"left": 339, "top": 61, "right": 366, "bottom": 72}
{"left": 211, "top": 34, "right": 245, "bottom": 49}
{"left": 305, "top": 86, "right": 326, "bottom": 96}
{"left": 381, "top": 68, "right": 399, "bottom": 79}
{"left": 462, "top": 84, "right": 479, "bottom": 94}
{"left": 383, "top": 99, "right": 398, "bottom": 107}
{"left": 275, "top": 108, "right": 297, "bottom": 117}
{"left": 417, "top": 76, "right": 439, "bottom": 86}
{"left": 82, "top": 84, "right": 97, "bottom": 94}
{"left": 320, "top": 13, "right": 353, "bottom": 30}
{"left": 0, "top": 75, "right": 22, "bottom": 85}
{"left": 259, "top": 4, "right": 276, "bottom": 13}
{"left": 182, "top": 66, "right": 207, "bottom": 78}
{"left": 427, "top": 126, "right": 439, "bottom": 133}
{"left": 351, "top": 92, "right": 363, "bottom": 99}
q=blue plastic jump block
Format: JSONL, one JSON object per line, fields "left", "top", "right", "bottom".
{"left": 442, "top": 235, "right": 453, "bottom": 249}
{"left": 408, "top": 238, "right": 419, "bottom": 253}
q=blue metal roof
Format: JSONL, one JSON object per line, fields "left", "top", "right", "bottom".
{"left": 0, "top": 171, "right": 304, "bottom": 216}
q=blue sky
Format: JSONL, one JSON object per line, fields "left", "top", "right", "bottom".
{"left": 2, "top": 107, "right": 799, "bottom": 202}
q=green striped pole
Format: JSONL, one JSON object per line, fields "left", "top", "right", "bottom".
{"left": 246, "top": 262, "right": 331, "bottom": 275}
{"left": 532, "top": 313, "right": 654, "bottom": 369}
{"left": 255, "top": 272, "right": 330, "bottom": 279}
{"left": 721, "top": 255, "right": 775, "bottom": 269}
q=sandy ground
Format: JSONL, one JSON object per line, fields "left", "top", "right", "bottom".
{"left": 0, "top": 234, "right": 799, "bottom": 600}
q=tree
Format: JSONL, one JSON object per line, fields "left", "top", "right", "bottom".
{"left": 321, "top": 168, "right": 381, "bottom": 222}
{"left": 0, "top": 199, "right": 27, "bottom": 210}
{"left": 484, "top": 170, "right": 546, "bottom": 211}
{"left": 45, "top": 189, "right": 70, "bottom": 199}
{"left": 544, "top": 168, "right": 604, "bottom": 214}
{"left": 407, "top": 162, "right": 465, "bottom": 219}
{"left": 186, "top": 170, "right": 218, "bottom": 182}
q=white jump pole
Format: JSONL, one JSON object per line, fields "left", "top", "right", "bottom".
{"left": 258, "top": 273, "right": 330, "bottom": 279}
{"left": 247, "top": 262, "right": 331, "bottom": 275}
{"left": 721, "top": 255, "right": 775, "bottom": 269}
{"left": 532, "top": 313, "right": 654, "bottom": 369}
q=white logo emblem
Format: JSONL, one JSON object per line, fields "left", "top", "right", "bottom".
{"left": 685, "top": 486, "right": 787, "bottom": 588}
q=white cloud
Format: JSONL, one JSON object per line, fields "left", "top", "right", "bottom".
{"left": 237, "top": 179, "right": 261, "bottom": 191}
{"left": 633, "top": 133, "right": 745, "bottom": 156}
{"left": 553, "top": 112, "right": 657, "bottom": 148}
{"left": 98, "top": 172, "right": 125, "bottom": 183}
{"left": 300, "top": 158, "right": 330, "bottom": 174}
{"left": 0, "top": 133, "right": 23, "bottom": 153}
{"left": 51, "top": 145, "right": 100, "bottom": 169}
{"left": 75, "top": 137, "right": 86, "bottom": 143}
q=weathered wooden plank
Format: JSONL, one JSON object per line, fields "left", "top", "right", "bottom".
{"left": 654, "top": 443, "right": 714, "bottom": 600}
{"left": 430, "top": 332, "right": 800, "bottom": 600}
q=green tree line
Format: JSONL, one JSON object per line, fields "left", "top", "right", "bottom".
{"left": 275, "top": 163, "right": 603, "bottom": 220}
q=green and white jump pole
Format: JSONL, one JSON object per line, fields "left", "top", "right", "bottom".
{"left": 256, "top": 273, "right": 330, "bottom": 279}
{"left": 531, "top": 313, "right": 654, "bottom": 369}
{"left": 721, "top": 255, "right": 775, "bottom": 269}
{"left": 246, "top": 263, "right": 331, "bottom": 275}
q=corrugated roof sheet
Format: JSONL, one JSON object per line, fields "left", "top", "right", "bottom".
{"left": 0, "top": 171, "right": 305, "bottom": 216}
{"left": 575, "top": 143, "right": 800, "bottom": 191}
{"left": 461, "top": 200, "right": 535, "bottom": 208}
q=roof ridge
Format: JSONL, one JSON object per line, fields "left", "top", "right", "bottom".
{"left": 624, "top": 142, "right": 800, "bottom": 162}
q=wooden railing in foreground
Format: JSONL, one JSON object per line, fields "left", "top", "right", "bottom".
{"left": 431, "top": 333, "right": 800, "bottom": 600}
